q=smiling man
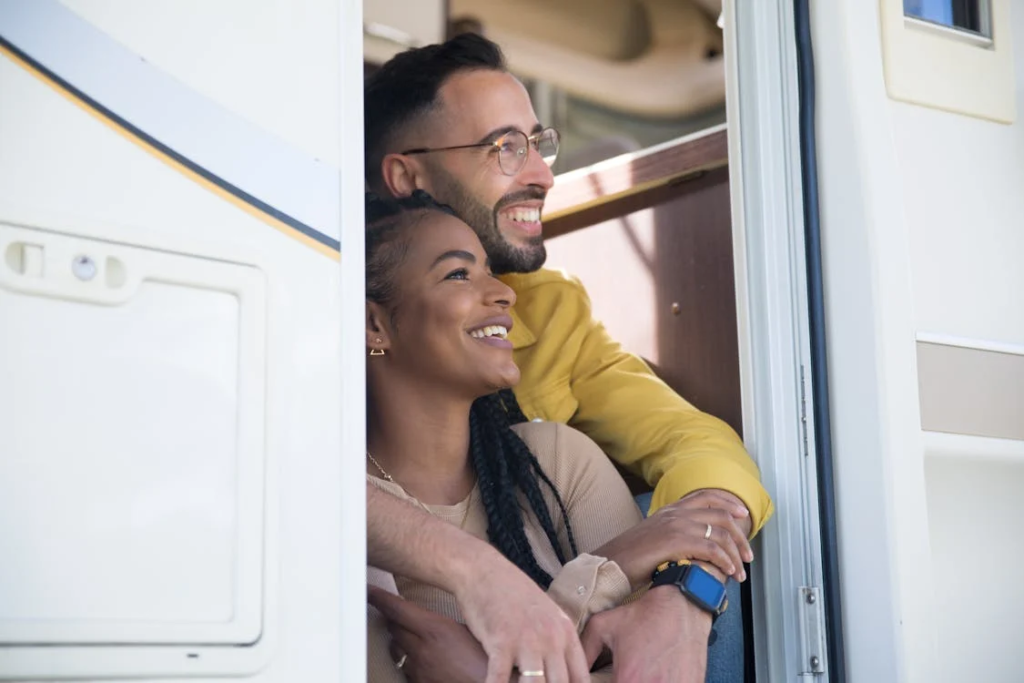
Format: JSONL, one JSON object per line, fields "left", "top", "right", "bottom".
{"left": 364, "top": 34, "right": 774, "bottom": 683}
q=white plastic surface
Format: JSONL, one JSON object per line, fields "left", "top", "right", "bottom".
{"left": 0, "top": 221, "right": 266, "bottom": 646}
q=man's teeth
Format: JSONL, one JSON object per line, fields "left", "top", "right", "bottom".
{"left": 506, "top": 208, "right": 540, "bottom": 223}
{"left": 469, "top": 325, "right": 509, "bottom": 339}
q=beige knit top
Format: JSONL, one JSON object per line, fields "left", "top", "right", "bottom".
{"left": 367, "top": 421, "right": 645, "bottom": 682}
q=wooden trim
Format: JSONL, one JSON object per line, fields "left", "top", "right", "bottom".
{"left": 543, "top": 126, "right": 729, "bottom": 238}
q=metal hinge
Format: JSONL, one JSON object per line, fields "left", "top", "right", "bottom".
{"left": 799, "top": 364, "right": 810, "bottom": 457}
{"left": 798, "top": 586, "right": 827, "bottom": 675}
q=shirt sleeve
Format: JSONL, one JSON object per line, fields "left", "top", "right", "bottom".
{"left": 518, "top": 422, "right": 644, "bottom": 632}
{"left": 564, "top": 278, "right": 774, "bottom": 536}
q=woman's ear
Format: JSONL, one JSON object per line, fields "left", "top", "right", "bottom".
{"left": 366, "top": 301, "right": 392, "bottom": 355}
{"left": 381, "top": 153, "right": 426, "bottom": 197}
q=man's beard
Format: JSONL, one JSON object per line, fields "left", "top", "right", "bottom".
{"left": 436, "top": 173, "right": 547, "bottom": 275}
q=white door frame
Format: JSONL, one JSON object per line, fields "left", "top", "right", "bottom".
{"left": 725, "top": 0, "right": 832, "bottom": 680}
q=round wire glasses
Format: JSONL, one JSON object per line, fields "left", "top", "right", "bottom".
{"left": 401, "top": 127, "right": 560, "bottom": 176}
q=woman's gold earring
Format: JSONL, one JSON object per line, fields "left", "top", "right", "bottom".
{"left": 369, "top": 348, "right": 386, "bottom": 356}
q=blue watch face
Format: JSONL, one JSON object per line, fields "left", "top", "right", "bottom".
{"left": 683, "top": 566, "right": 727, "bottom": 609}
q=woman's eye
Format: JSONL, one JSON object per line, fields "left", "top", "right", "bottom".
{"left": 445, "top": 268, "right": 470, "bottom": 281}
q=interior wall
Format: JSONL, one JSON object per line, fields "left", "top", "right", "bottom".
{"left": 544, "top": 169, "right": 742, "bottom": 440}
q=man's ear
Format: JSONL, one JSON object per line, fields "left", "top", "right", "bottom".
{"left": 381, "top": 153, "right": 427, "bottom": 198}
{"left": 366, "top": 301, "right": 393, "bottom": 353}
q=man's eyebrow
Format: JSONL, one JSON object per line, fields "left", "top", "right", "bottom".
{"left": 476, "top": 126, "right": 517, "bottom": 144}
{"left": 476, "top": 123, "right": 544, "bottom": 144}
{"left": 430, "top": 249, "right": 477, "bottom": 269}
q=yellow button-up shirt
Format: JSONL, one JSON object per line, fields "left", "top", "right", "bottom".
{"left": 501, "top": 268, "right": 774, "bottom": 537}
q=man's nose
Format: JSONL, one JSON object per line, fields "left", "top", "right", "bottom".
{"left": 516, "top": 147, "right": 555, "bottom": 190}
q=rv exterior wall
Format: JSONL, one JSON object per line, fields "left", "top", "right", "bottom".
{"left": 0, "top": 0, "right": 359, "bottom": 679}
{"left": 813, "top": 2, "right": 1023, "bottom": 682}
{"left": 58, "top": 0, "right": 344, "bottom": 168}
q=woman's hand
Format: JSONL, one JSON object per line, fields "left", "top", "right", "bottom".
{"left": 593, "top": 489, "right": 753, "bottom": 586}
{"left": 369, "top": 586, "right": 489, "bottom": 683}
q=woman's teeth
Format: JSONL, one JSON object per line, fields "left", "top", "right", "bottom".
{"left": 507, "top": 208, "right": 540, "bottom": 223}
{"left": 469, "top": 325, "right": 508, "bottom": 339}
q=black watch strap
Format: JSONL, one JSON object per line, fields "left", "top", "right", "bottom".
{"left": 650, "top": 560, "right": 729, "bottom": 622}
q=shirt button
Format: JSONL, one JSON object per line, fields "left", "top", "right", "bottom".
{"left": 577, "top": 586, "right": 586, "bottom": 595}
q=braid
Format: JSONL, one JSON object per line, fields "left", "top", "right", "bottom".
{"left": 497, "top": 388, "right": 529, "bottom": 424}
{"left": 469, "top": 403, "right": 550, "bottom": 586}
{"left": 494, "top": 388, "right": 577, "bottom": 559}
{"left": 470, "top": 393, "right": 579, "bottom": 589}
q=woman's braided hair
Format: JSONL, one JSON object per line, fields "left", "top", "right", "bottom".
{"left": 366, "top": 190, "right": 578, "bottom": 588}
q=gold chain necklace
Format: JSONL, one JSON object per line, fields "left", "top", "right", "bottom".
{"left": 366, "top": 451, "right": 394, "bottom": 482}
{"left": 366, "top": 451, "right": 474, "bottom": 529}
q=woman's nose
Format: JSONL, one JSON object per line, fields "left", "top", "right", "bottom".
{"left": 487, "top": 277, "right": 517, "bottom": 308}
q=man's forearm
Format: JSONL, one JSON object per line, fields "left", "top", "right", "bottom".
{"left": 367, "top": 482, "right": 492, "bottom": 592}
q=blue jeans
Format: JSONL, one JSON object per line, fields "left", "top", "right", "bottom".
{"left": 634, "top": 492, "right": 745, "bottom": 683}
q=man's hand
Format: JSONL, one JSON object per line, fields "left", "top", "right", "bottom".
{"left": 581, "top": 586, "right": 711, "bottom": 683}
{"left": 594, "top": 490, "right": 753, "bottom": 586}
{"left": 369, "top": 586, "right": 488, "bottom": 683}
{"left": 453, "top": 557, "right": 590, "bottom": 683}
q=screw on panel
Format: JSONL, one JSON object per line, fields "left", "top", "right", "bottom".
{"left": 810, "top": 656, "right": 820, "bottom": 669}
{"left": 806, "top": 591, "right": 816, "bottom": 604}
{"left": 72, "top": 255, "right": 97, "bottom": 281}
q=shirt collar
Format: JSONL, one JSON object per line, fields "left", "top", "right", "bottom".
{"left": 508, "top": 304, "right": 536, "bottom": 350}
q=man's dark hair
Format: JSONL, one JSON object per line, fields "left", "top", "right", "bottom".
{"left": 365, "top": 190, "right": 578, "bottom": 587}
{"left": 364, "top": 33, "right": 507, "bottom": 191}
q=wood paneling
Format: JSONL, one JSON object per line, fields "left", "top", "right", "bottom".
{"left": 545, "top": 166, "right": 741, "bottom": 436}
{"left": 543, "top": 129, "right": 741, "bottom": 497}
{"left": 543, "top": 125, "right": 728, "bottom": 238}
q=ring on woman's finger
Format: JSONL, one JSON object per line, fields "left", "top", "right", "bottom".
{"left": 704, "top": 523, "right": 713, "bottom": 540}
{"left": 395, "top": 654, "right": 408, "bottom": 669}
{"left": 519, "top": 671, "right": 545, "bottom": 678}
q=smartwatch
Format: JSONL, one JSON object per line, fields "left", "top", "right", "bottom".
{"left": 650, "top": 560, "right": 729, "bottom": 622}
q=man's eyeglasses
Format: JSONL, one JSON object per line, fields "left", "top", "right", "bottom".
{"left": 401, "top": 128, "right": 560, "bottom": 177}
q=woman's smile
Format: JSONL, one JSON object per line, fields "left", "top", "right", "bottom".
{"left": 467, "top": 315, "right": 514, "bottom": 349}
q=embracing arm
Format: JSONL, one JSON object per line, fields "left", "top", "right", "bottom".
{"left": 367, "top": 482, "right": 590, "bottom": 683}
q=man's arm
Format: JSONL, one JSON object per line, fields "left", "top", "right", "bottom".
{"left": 367, "top": 483, "right": 590, "bottom": 683}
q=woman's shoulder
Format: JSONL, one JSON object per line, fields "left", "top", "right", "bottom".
{"left": 510, "top": 420, "right": 610, "bottom": 484}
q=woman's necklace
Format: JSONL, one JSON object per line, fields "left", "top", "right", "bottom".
{"left": 366, "top": 451, "right": 394, "bottom": 482}
{"left": 366, "top": 451, "right": 475, "bottom": 529}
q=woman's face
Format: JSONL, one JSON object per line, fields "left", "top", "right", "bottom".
{"left": 368, "top": 211, "right": 521, "bottom": 397}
